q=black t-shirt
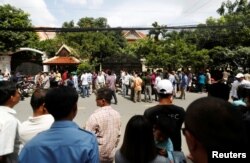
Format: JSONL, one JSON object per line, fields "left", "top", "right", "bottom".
{"left": 144, "top": 104, "right": 185, "bottom": 151}
{"left": 207, "top": 82, "right": 230, "bottom": 101}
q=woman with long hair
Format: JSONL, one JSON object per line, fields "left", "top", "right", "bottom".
{"left": 115, "top": 115, "right": 170, "bottom": 163}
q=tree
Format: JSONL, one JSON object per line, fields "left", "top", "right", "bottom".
{"left": 208, "top": 46, "right": 234, "bottom": 69}
{"left": 34, "top": 38, "right": 63, "bottom": 58}
{"left": 58, "top": 17, "right": 126, "bottom": 67}
{"left": 148, "top": 22, "right": 167, "bottom": 41}
{"left": 0, "top": 4, "right": 39, "bottom": 52}
{"left": 233, "top": 46, "right": 250, "bottom": 70}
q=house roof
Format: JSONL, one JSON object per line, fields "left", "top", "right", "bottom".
{"left": 36, "top": 30, "right": 56, "bottom": 41}
{"left": 55, "top": 44, "right": 79, "bottom": 57}
{"left": 43, "top": 44, "right": 81, "bottom": 65}
{"left": 43, "top": 56, "right": 80, "bottom": 65}
{"left": 122, "top": 30, "right": 147, "bottom": 41}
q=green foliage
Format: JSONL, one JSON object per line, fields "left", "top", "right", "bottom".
{"left": 77, "top": 62, "right": 94, "bottom": 73}
{"left": 0, "top": 4, "right": 39, "bottom": 52}
{"left": 58, "top": 17, "right": 126, "bottom": 65}
{"left": 233, "top": 46, "right": 250, "bottom": 70}
{"left": 208, "top": 46, "right": 234, "bottom": 69}
{"left": 148, "top": 22, "right": 167, "bottom": 41}
{"left": 33, "top": 38, "right": 63, "bottom": 57}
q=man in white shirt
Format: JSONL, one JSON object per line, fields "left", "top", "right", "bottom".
{"left": 230, "top": 73, "right": 250, "bottom": 101}
{"left": 19, "top": 89, "right": 54, "bottom": 144}
{"left": 42, "top": 72, "right": 50, "bottom": 89}
{"left": 96, "top": 71, "right": 105, "bottom": 90}
{"left": 0, "top": 81, "right": 22, "bottom": 163}
{"left": 154, "top": 72, "right": 162, "bottom": 101}
{"left": 72, "top": 72, "right": 79, "bottom": 92}
{"left": 80, "top": 71, "right": 89, "bottom": 98}
{"left": 87, "top": 72, "right": 93, "bottom": 95}
{"left": 124, "top": 72, "right": 130, "bottom": 96}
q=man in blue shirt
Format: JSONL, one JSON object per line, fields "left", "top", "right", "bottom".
{"left": 19, "top": 86, "right": 99, "bottom": 163}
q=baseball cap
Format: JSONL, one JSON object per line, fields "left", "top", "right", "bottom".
{"left": 156, "top": 79, "right": 173, "bottom": 94}
{"left": 235, "top": 73, "right": 244, "bottom": 78}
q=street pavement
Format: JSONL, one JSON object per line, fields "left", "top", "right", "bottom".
{"left": 14, "top": 90, "right": 207, "bottom": 160}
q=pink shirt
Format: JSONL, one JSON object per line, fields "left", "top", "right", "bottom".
{"left": 106, "top": 75, "right": 116, "bottom": 91}
{"left": 85, "top": 106, "right": 121, "bottom": 162}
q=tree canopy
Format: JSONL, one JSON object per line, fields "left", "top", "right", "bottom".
{"left": 57, "top": 17, "right": 127, "bottom": 66}
{"left": 126, "top": 0, "right": 250, "bottom": 71}
{"left": 0, "top": 4, "right": 38, "bottom": 52}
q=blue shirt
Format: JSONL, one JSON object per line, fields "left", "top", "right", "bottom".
{"left": 155, "top": 138, "right": 174, "bottom": 161}
{"left": 18, "top": 121, "right": 99, "bottom": 163}
{"left": 198, "top": 74, "right": 206, "bottom": 84}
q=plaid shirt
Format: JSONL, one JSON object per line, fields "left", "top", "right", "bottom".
{"left": 85, "top": 106, "right": 121, "bottom": 162}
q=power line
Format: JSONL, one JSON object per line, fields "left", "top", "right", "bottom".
{"left": 183, "top": 0, "right": 207, "bottom": 13}
{"left": 0, "top": 24, "right": 245, "bottom": 32}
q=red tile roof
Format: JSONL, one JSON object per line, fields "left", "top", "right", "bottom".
{"left": 43, "top": 56, "right": 80, "bottom": 65}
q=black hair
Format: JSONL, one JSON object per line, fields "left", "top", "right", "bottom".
{"left": 211, "top": 70, "right": 223, "bottom": 81}
{"left": 107, "top": 70, "right": 112, "bottom": 75}
{"left": 207, "top": 81, "right": 230, "bottom": 101}
{"left": 120, "top": 115, "right": 157, "bottom": 163}
{"left": 45, "top": 86, "right": 78, "bottom": 120}
{"left": 158, "top": 93, "right": 172, "bottom": 99}
{"left": 96, "top": 87, "right": 112, "bottom": 104}
{"left": 30, "top": 89, "right": 47, "bottom": 111}
{"left": 237, "top": 84, "right": 250, "bottom": 99}
{"left": 185, "top": 97, "right": 247, "bottom": 153}
{"left": 0, "top": 81, "right": 17, "bottom": 105}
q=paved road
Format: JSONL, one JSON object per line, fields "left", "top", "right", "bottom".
{"left": 15, "top": 91, "right": 207, "bottom": 158}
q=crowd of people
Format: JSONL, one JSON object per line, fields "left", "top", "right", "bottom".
{"left": 1, "top": 67, "right": 250, "bottom": 163}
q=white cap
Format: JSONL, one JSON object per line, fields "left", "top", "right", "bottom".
{"left": 156, "top": 79, "right": 173, "bottom": 94}
{"left": 235, "top": 73, "right": 244, "bottom": 78}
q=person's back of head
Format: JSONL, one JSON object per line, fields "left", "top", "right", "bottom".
{"left": 0, "top": 81, "right": 19, "bottom": 107}
{"left": 184, "top": 97, "right": 247, "bottom": 163}
{"left": 30, "top": 89, "right": 47, "bottom": 113}
{"left": 207, "top": 70, "right": 230, "bottom": 101}
{"left": 107, "top": 70, "right": 112, "bottom": 76}
{"left": 237, "top": 84, "right": 250, "bottom": 101}
{"left": 96, "top": 87, "right": 112, "bottom": 105}
{"left": 45, "top": 86, "right": 78, "bottom": 121}
{"left": 120, "top": 115, "right": 157, "bottom": 163}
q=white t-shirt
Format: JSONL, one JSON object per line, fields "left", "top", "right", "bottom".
{"left": 19, "top": 114, "right": 54, "bottom": 144}
{"left": 97, "top": 75, "right": 105, "bottom": 84}
{"left": 124, "top": 74, "right": 130, "bottom": 85}
{"left": 0, "top": 106, "right": 21, "bottom": 162}
{"left": 81, "top": 73, "right": 89, "bottom": 85}
{"left": 155, "top": 76, "right": 162, "bottom": 88}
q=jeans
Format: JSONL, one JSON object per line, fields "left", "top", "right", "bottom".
{"left": 144, "top": 85, "right": 152, "bottom": 102}
{"left": 82, "top": 84, "right": 89, "bottom": 97}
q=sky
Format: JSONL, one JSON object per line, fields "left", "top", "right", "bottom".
{"left": 0, "top": 0, "right": 234, "bottom": 28}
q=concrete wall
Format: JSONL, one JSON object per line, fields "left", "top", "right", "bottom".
{"left": 0, "top": 55, "right": 11, "bottom": 74}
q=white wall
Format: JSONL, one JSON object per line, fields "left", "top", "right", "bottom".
{"left": 0, "top": 55, "right": 11, "bottom": 74}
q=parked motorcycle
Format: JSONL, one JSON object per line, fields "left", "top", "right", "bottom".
{"left": 16, "top": 79, "right": 35, "bottom": 100}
